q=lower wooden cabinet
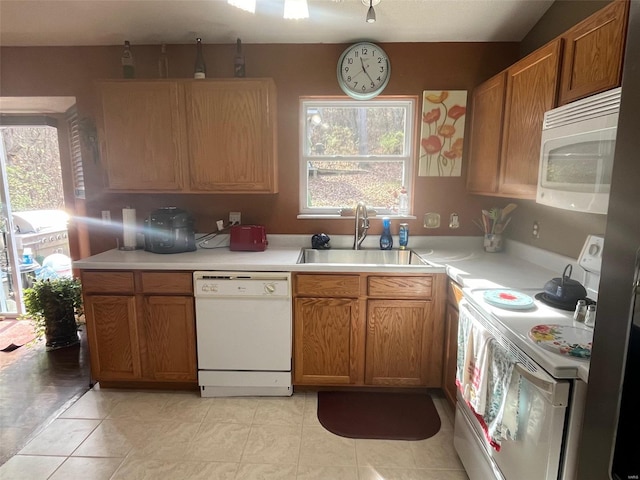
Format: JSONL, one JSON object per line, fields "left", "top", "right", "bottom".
{"left": 293, "top": 272, "right": 445, "bottom": 388}
{"left": 293, "top": 297, "right": 362, "bottom": 385}
{"left": 82, "top": 270, "right": 197, "bottom": 387}
{"left": 443, "top": 280, "right": 463, "bottom": 409}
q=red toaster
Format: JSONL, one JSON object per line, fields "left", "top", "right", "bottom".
{"left": 229, "top": 225, "right": 268, "bottom": 251}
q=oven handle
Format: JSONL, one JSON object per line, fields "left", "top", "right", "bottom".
{"left": 514, "top": 363, "right": 554, "bottom": 393}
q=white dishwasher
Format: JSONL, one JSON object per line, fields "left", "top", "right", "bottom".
{"left": 194, "top": 271, "right": 292, "bottom": 397}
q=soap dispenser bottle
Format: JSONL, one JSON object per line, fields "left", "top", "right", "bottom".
{"left": 380, "top": 217, "right": 393, "bottom": 250}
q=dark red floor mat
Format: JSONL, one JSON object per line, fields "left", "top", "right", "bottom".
{"left": 317, "top": 391, "right": 441, "bottom": 440}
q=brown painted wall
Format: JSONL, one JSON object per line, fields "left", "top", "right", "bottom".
{"left": 1, "top": 42, "right": 519, "bottom": 254}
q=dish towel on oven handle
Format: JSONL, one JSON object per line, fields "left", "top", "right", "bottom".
{"left": 483, "top": 338, "right": 521, "bottom": 450}
{"left": 456, "top": 302, "right": 491, "bottom": 416}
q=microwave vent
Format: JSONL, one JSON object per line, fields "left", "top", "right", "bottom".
{"left": 543, "top": 87, "right": 621, "bottom": 130}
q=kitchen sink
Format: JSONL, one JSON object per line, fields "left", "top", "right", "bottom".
{"left": 297, "top": 248, "right": 434, "bottom": 266}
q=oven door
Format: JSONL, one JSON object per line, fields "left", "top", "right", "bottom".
{"left": 454, "top": 302, "right": 571, "bottom": 480}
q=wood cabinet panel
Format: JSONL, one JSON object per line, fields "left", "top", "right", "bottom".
{"left": 293, "top": 297, "right": 362, "bottom": 385}
{"left": 294, "top": 274, "right": 360, "bottom": 298}
{"left": 185, "top": 79, "right": 278, "bottom": 193}
{"left": 499, "top": 39, "right": 561, "bottom": 198}
{"left": 443, "top": 302, "right": 459, "bottom": 409}
{"left": 84, "top": 295, "right": 141, "bottom": 381}
{"left": 368, "top": 275, "right": 433, "bottom": 298}
{"left": 559, "top": 0, "right": 628, "bottom": 105}
{"left": 365, "top": 299, "right": 433, "bottom": 386}
{"left": 97, "top": 81, "right": 185, "bottom": 191}
{"left": 140, "top": 272, "right": 192, "bottom": 294}
{"left": 143, "top": 296, "right": 196, "bottom": 381}
{"left": 82, "top": 271, "right": 135, "bottom": 294}
{"left": 466, "top": 73, "right": 506, "bottom": 195}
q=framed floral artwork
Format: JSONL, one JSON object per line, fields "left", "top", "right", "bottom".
{"left": 418, "top": 90, "right": 467, "bottom": 177}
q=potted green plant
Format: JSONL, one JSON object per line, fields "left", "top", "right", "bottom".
{"left": 22, "top": 277, "right": 83, "bottom": 350}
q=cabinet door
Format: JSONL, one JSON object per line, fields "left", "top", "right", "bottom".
{"left": 466, "top": 72, "right": 506, "bottom": 195}
{"left": 84, "top": 295, "right": 141, "bottom": 381}
{"left": 443, "top": 303, "right": 459, "bottom": 409}
{"left": 184, "top": 79, "right": 278, "bottom": 193}
{"left": 365, "top": 299, "right": 438, "bottom": 387}
{"left": 97, "top": 81, "right": 186, "bottom": 191}
{"left": 143, "top": 296, "right": 197, "bottom": 382}
{"left": 499, "top": 39, "right": 561, "bottom": 198}
{"left": 294, "top": 297, "right": 363, "bottom": 385}
{"left": 559, "top": 0, "right": 628, "bottom": 106}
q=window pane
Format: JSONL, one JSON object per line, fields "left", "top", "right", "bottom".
{"left": 305, "top": 105, "right": 407, "bottom": 157}
{"left": 307, "top": 160, "right": 403, "bottom": 210}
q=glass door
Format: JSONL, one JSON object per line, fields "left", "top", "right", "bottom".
{"left": 0, "top": 122, "right": 68, "bottom": 317}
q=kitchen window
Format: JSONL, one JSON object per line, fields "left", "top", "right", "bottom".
{"left": 299, "top": 98, "right": 415, "bottom": 217}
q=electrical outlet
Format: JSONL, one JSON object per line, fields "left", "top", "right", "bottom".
{"left": 229, "top": 212, "right": 241, "bottom": 225}
{"left": 532, "top": 221, "right": 540, "bottom": 239}
{"left": 101, "top": 210, "right": 111, "bottom": 224}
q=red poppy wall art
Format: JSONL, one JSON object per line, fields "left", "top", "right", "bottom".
{"left": 418, "top": 90, "right": 468, "bottom": 177}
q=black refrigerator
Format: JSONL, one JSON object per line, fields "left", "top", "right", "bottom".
{"left": 577, "top": 2, "right": 640, "bottom": 479}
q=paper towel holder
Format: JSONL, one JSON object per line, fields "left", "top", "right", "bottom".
{"left": 120, "top": 206, "right": 139, "bottom": 251}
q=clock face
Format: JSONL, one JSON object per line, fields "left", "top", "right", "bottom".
{"left": 337, "top": 42, "right": 391, "bottom": 100}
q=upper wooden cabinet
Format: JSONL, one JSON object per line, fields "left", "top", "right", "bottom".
{"left": 499, "top": 39, "right": 561, "bottom": 198}
{"left": 96, "top": 78, "right": 278, "bottom": 194}
{"left": 97, "top": 81, "right": 186, "bottom": 191}
{"left": 467, "top": 40, "right": 561, "bottom": 198}
{"left": 185, "top": 80, "right": 278, "bottom": 193}
{"left": 559, "top": 0, "right": 629, "bottom": 106}
{"left": 466, "top": 72, "right": 506, "bottom": 195}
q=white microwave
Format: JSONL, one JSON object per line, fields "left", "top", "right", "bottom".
{"left": 537, "top": 87, "right": 621, "bottom": 215}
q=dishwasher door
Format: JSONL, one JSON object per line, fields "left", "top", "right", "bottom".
{"left": 194, "top": 272, "right": 292, "bottom": 397}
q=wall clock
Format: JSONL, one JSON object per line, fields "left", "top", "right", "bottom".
{"left": 337, "top": 42, "right": 391, "bottom": 100}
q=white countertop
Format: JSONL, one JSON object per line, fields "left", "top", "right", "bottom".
{"left": 74, "top": 234, "right": 576, "bottom": 289}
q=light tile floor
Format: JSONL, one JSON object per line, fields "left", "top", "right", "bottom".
{"left": 0, "top": 386, "right": 469, "bottom": 480}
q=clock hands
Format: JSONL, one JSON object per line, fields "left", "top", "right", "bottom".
{"left": 360, "top": 57, "right": 375, "bottom": 85}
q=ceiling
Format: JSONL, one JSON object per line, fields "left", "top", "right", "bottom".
{"left": 0, "top": 0, "right": 554, "bottom": 47}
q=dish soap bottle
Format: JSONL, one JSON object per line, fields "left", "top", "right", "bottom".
{"left": 380, "top": 217, "right": 393, "bottom": 250}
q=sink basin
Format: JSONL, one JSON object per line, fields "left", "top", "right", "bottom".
{"left": 297, "top": 248, "right": 433, "bottom": 266}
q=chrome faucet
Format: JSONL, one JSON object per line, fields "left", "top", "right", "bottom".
{"left": 353, "top": 201, "right": 369, "bottom": 250}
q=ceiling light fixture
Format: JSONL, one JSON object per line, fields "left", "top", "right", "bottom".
{"left": 366, "top": 0, "right": 376, "bottom": 23}
{"left": 227, "top": 0, "right": 256, "bottom": 13}
{"left": 284, "top": 0, "right": 309, "bottom": 19}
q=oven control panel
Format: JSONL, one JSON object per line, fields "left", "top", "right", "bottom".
{"left": 579, "top": 234, "right": 604, "bottom": 274}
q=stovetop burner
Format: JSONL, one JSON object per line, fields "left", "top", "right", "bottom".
{"left": 535, "top": 292, "right": 596, "bottom": 312}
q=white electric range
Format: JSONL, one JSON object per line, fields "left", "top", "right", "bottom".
{"left": 454, "top": 235, "right": 603, "bottom": 480}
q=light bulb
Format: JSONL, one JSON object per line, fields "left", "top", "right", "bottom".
{"left": 227, "top": 0, "right": 256, "bottom": 13}
{"left": 366, "top": 0, "right": 376, "bottom": 23}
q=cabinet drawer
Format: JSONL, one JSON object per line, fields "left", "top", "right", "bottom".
{"left": 140, "top": 272, "right": 193, "bottom": 294}
{"left": 368, "top": 276, "right": 433, "bottom": 298}
{"left": 294, "top": 274, "right": 360, "bottom": 297}
{"left": 82, "top": 271, "right": 135, "bottom": 294}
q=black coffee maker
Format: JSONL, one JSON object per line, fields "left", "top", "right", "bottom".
{"left": 144, "top": 207, "right": 196, "bottom": 254}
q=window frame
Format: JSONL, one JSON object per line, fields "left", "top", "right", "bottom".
{"left": 298, "top": 96, "right": 416, "bottom": 217}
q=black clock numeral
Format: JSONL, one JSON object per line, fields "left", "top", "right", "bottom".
{"left": 354, "top": 81, "right": 358, "bottom": 88}
{"left": 345, "top": 66, "right": 349, "bottom": 73}
{"left": 354, "top": 51, "right": 359, "bottom": 58}
{"left": 377, "top": 57, "right": 383, "bottom": 63}
{"left": 361, "top": 48, "right": 368, "bottom": 55}
{"left": 377, "top": 76, "right": 381, "bottom": 82}
{"left": 379, "top": 67, "right": 384, "bottom": 73}
{"left": 361, "top": 85, "right": 366, "bottom": 92}
{"left": 347, "top": 76, "right": 352, "bottom": 82}
{"left": 347, "top": 58, "right": 353, "bottom": 64}
{"left": 370, "top": 81, "right": 375, "bottom": 88}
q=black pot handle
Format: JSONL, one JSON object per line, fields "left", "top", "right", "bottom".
{"left": 562, "top": 264, "right": 573, "bottom": 285}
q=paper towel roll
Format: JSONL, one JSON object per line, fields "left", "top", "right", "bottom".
{"left": 122, "top": 207, "right": 137, "bottom": 250}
